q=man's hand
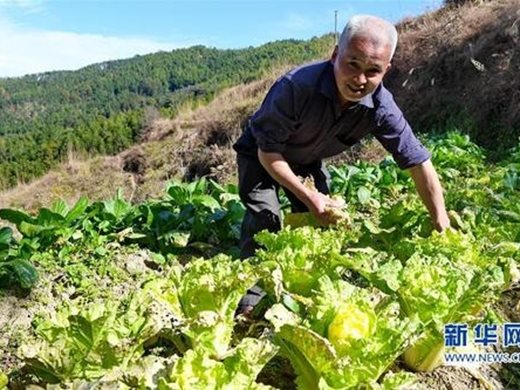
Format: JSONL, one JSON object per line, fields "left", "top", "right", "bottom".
{"left": 433, "top": 214, "right": 451, "bottom": 233}
{"left": 257, "top": 150, "right": 347, "bottom": 225}
{"left": 409, "top": 159, "right": 450, "bottom": 233}
{"left": 304, "top": 191, "right": 345, "bottom": 225}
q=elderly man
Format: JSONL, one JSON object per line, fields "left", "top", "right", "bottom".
{"left": 233, "top": 15, "right": 450, "bottom": 314}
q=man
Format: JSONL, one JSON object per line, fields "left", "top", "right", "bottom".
{"left": 233, "top": 15, "right": 450, "bottom": 314}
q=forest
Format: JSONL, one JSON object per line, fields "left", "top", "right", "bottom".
{"left": 0, "top": 36, "right": 332, "bottom": 189}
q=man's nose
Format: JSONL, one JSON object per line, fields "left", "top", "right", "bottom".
{"left": 355, "top": 72, "right": 367, "bottom": 85}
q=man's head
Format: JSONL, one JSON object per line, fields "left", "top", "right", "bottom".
{"left": 331, "top": 15, "right": 397, "bottom": 106}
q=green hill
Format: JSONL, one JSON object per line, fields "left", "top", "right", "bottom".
{"left": 0, "top": 36, "right": 333, "bottom": 189}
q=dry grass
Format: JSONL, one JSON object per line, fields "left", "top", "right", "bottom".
{"left": 388, "top": 0, "right": 520, "bottom": 151}
{"left": 133, "top": 76, "right": 279, "bottom": 202}
{"left": 0, "top": 156, "right": 133, "bottom": 212}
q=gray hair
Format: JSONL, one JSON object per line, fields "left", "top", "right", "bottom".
{"left": 338, "top": 15, "right": 398, "bottom": 59}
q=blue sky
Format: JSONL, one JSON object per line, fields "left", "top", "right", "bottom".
{"left": 0, "top": 0, "right": 442, "bottom": 78}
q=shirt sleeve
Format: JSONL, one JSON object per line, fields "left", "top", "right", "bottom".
{"left": 373, "top": 92, "right": 431, "bottom": 169}
{"left": 250, "top": 77, "right": 300, "bottom": 154}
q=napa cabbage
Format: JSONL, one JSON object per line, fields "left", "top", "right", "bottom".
{"left": 266, "top": 276, "right": 420, "bottom": 389}
{"left": 327, "top": 302, "right": 376, "bottom": 354}
{"left": 254, "top": 227, "right": 355, "bottom": 296}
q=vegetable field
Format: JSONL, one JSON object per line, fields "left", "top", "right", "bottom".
{"left": 1, "top": 132, "right": 519, "bottom": 389}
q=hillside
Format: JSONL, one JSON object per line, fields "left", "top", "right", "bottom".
{"left": 0, "top": 77, "right": 276, "bottom": 210}
{"left": 387, "top": 0, "right": 520, "bottom": 157}
{"left": 0, "top": 36, "right": 333, "bottom": 190}
{"left": 1, "top": 0, "right": 519, "bottom": 210}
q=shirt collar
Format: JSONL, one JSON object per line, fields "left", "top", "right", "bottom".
{"left": 320, "top": 60, "right": 375, "bottom": 109}
{"left": 358, "top": 91, "right": 375, "bottom": 109}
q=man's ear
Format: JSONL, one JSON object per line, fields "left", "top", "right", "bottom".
{"left": 331, "top": 45, "right": 339, "bottom": 62}
{"left": 384, "top": 62, "right": 392, "bottom": 74}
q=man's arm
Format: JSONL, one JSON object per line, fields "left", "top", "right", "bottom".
{"left": 408, "top": 159, "right": 450, "bottom": 232}
{"left": 258, "top": 150, "right": 341, "bottom": 223}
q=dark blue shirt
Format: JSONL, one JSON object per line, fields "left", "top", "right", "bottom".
{"left": 233, "top": 60, "right": 430, "bottom": 169}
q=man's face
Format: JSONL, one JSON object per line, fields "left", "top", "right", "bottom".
{"left": 331, "top": 36, "right": 392, "bottom": 106}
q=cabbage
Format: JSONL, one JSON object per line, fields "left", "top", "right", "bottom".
{"left": 327, "top": 302, "right": 376, "bottom": 355}
{"left": 157, "top": 338, "right": 277, "bottom": 389}
{"left": 402, "top": 330, "right": 445, "bottom": 372}
{"left": 283, "top": 176, "right": 351, "bottom": 228}
{"left": 338, "top": 232, "right": 510, "bottom": 373}
{"left": 266, "top": 276, "right": 420, "bottom": 389}
{"left": 0, "top": 372, "right": 8, "bottom": 388}
{"left": 284, "top": 207, "right": 351, "bottom": 229}
{"left": 143, "top": 255, "right": 260, "bottom": 359}
{"left": 255, "top": 227, "right": 353, "bottom": 296}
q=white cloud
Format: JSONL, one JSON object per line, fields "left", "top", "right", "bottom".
{"left": 0, "top": 0, "right": 44, "bottom": 14}
{"left": 0, "top": 18, "right": 191, "bottom": 78}
{"left": 275, "top": 9, "right": 357, "bottom": 39}
{"left": 281, "top": 13, "right": 314, "bottom": 32}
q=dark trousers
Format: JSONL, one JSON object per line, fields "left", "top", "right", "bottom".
{"left": 237, "top": 153, "right": 330, "bottom": 259}
{"left": 236, "top": 153, "right": 330, "bottom": 309}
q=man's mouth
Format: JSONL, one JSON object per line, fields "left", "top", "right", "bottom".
{"left": 347, "top": 85, "right": 365, "bottom": 93}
